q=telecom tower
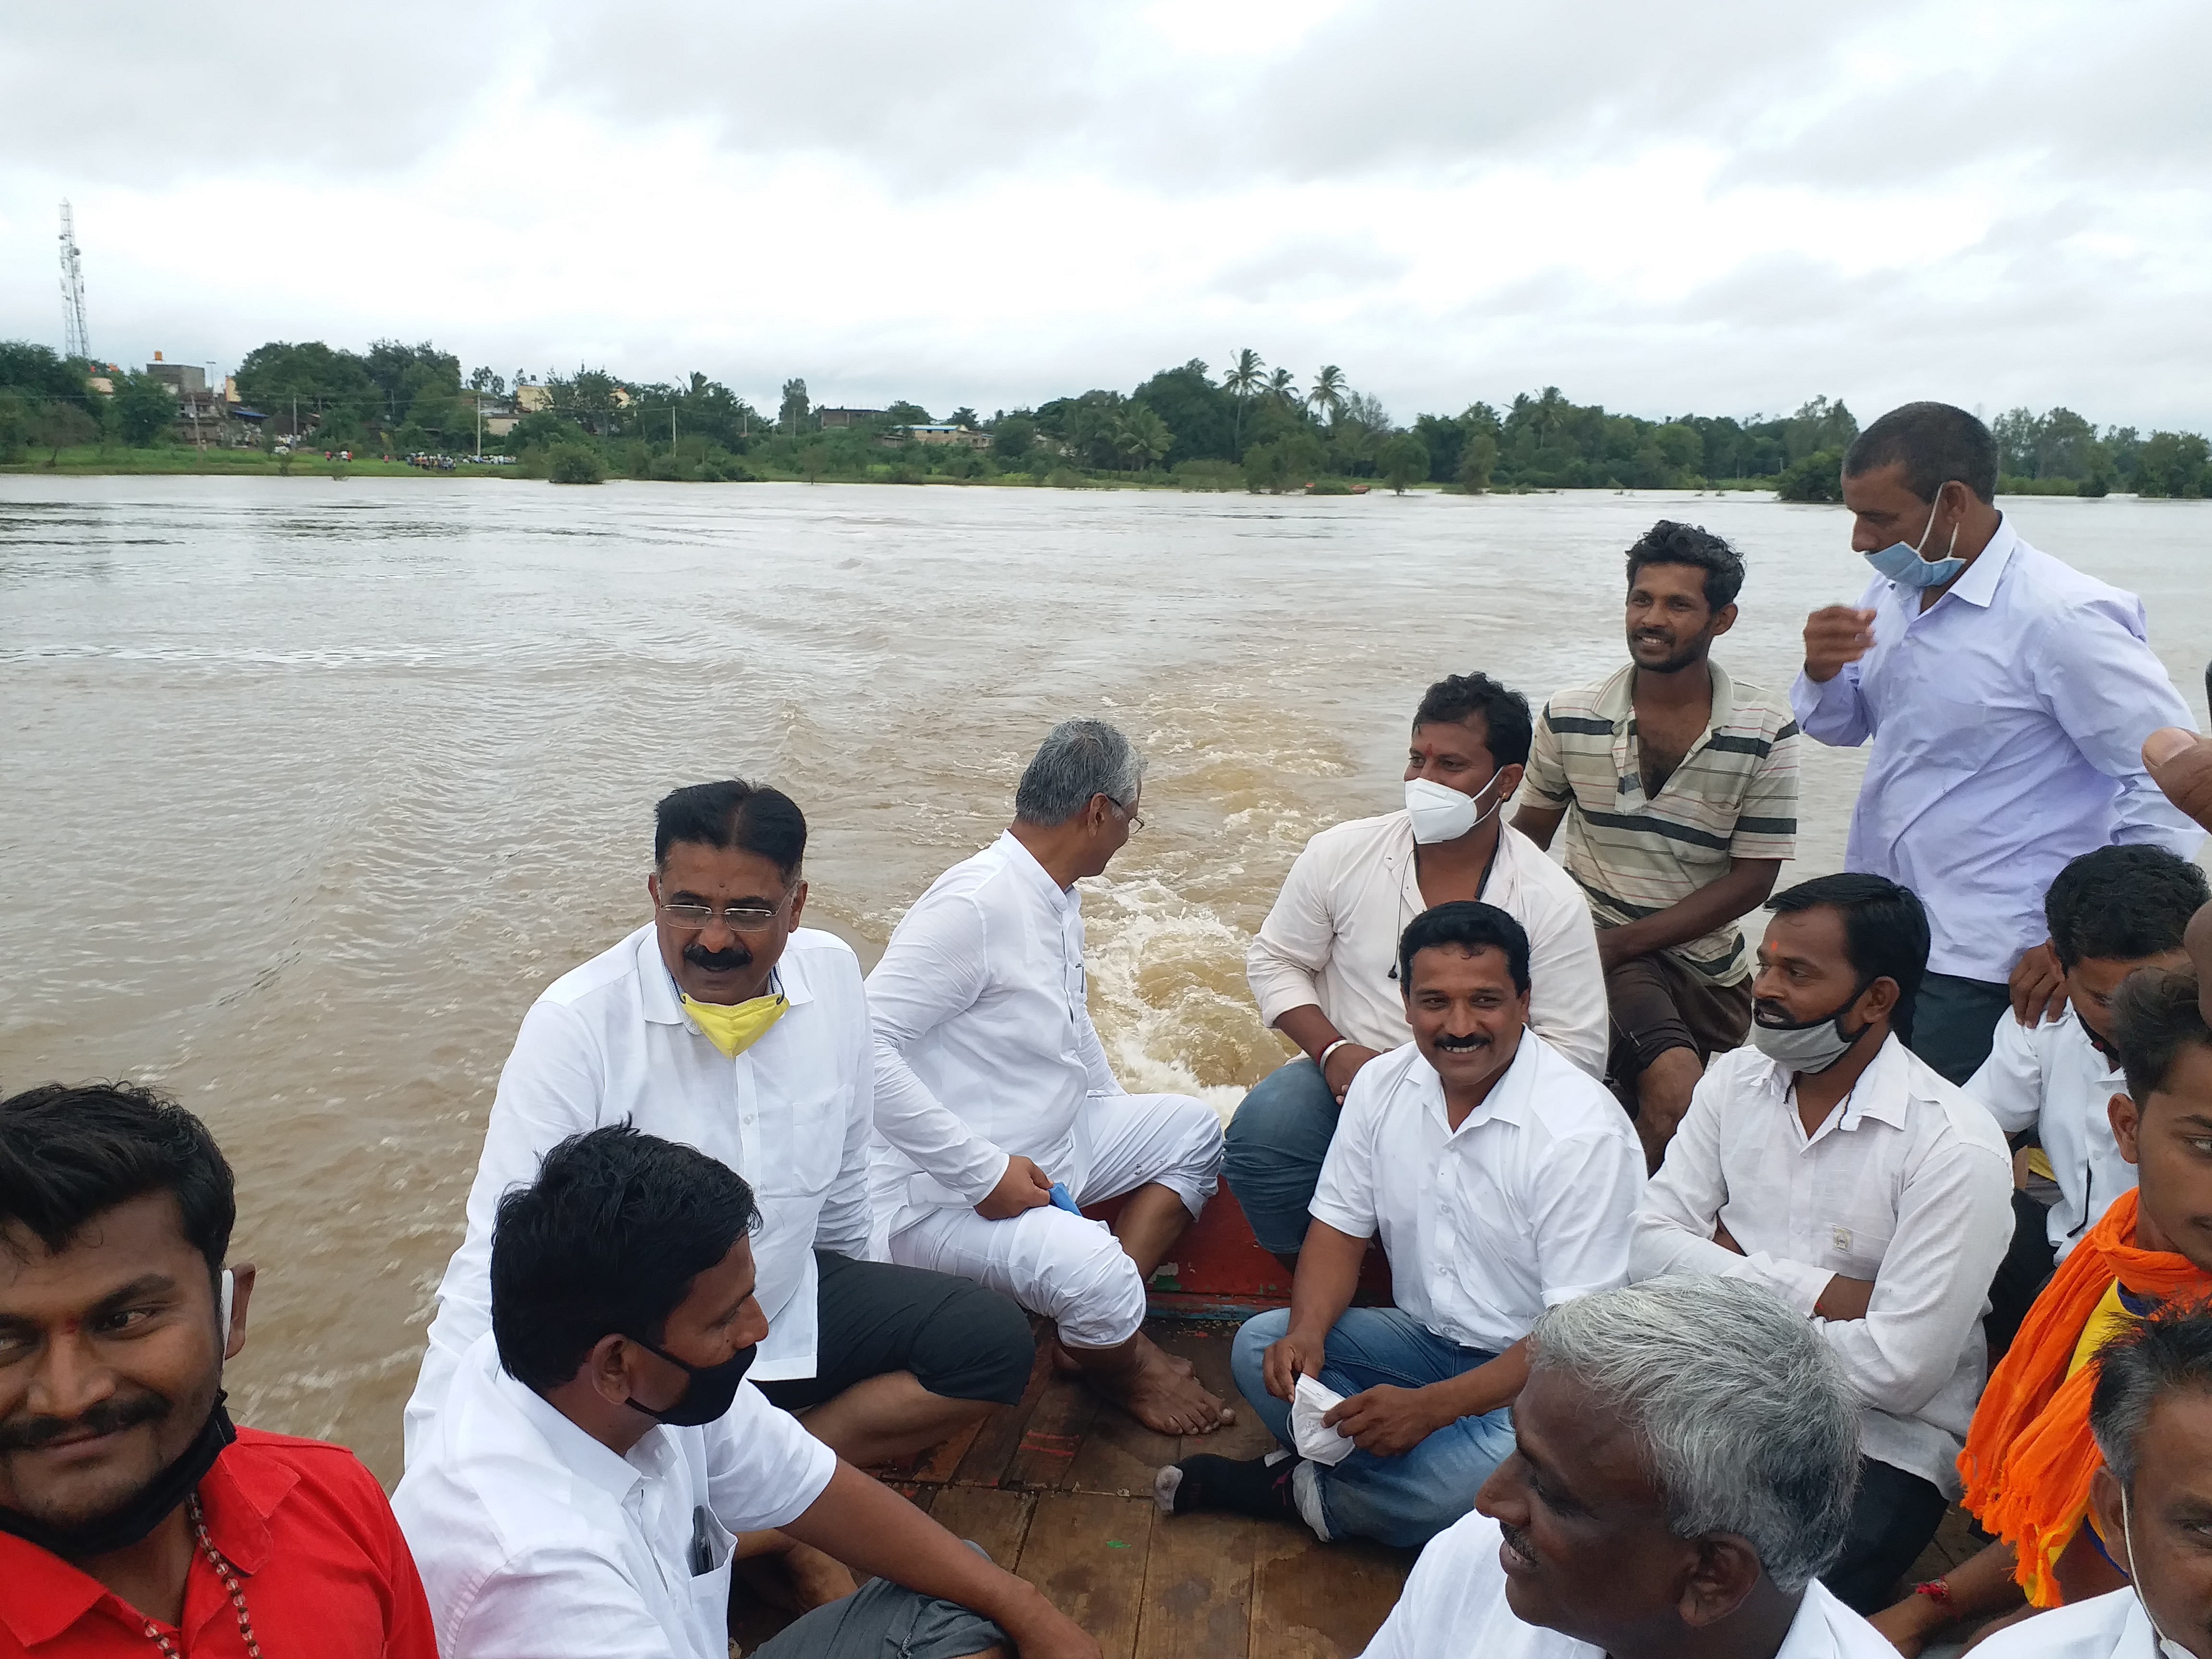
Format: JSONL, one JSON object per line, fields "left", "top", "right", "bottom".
{"left": 58, "top": 201, "right": 91, "bottom": 362}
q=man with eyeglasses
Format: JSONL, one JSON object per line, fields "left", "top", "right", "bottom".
{"left": 404, "top": 781, "right": 1034, "bottom": 1609}
{"left": 868, "top": 719, "right": 1234, "bottom": 1437}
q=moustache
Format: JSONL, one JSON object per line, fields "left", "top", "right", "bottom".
{"left": 1434, "top": 1032, "right": 1491, "bottom": 1053}
{"left": 683, "top": 942, "right": 752, "bottom": 972}
{"left": 1752, "top": 998, "right": 1795, "bottom": 1028}
{"left": 0, "top": 1391, "right": 168, "bottom": 1453}
{"left": 1499, "top": 1519, "right": 1539, "bottom": 1567}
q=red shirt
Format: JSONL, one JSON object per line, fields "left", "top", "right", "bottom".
{"left": 0, "top": 1428, "right": 436, "bottom": 1659}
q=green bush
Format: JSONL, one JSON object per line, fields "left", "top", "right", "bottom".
{"left": 1996, "top": 474, "right": 2079, "bottom": 496}
{"left": 1045, "top": 466, "right": 1088, "bottom": 488}
{"left": 1775, "top": 448, "right": 1844, "bottom": 503}
{"left": 548, "top": 444, "right": 606, "bottom": 484}
{"left": 1172, "top": 458, "right": 1242, "bottom": 491}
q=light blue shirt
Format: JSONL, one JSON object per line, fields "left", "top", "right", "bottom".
{"left": 1791, "top": 517, "right": 2201, "bottom": 983}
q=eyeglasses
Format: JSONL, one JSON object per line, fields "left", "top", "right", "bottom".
{"left": 656, "top": 894, "right": 791, "bottom": 932}
{"left": 1109, "top": 796, "right": 1145, "bottom": 833}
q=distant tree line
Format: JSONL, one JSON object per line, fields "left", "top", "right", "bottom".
{"left": 5, "top": 334, "right": 2209, "bottom": 499}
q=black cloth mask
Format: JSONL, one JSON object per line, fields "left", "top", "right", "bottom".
{"left": 0, "top": 1394, "right": 235, "bottom": 1561}
{"left": 624, "top": 1340, "right": 756, "bottom": 1427}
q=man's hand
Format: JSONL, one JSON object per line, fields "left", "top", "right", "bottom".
{"left": 1803, "top": 606, "right": 1877, "bottom": 684}
{"left": 1713, "top": 1219, "right": 1745, "bottom": 1255}
{"left": 2008, "top": 940, "right": 2068, "bottom": 1027}
{"left": 975, "top": 1154, "right": 1054, "bottom": 1221}
{"left": 2147, "top": 726, "right": 2212, "bottom": 833}
{"left": 1596, "top": 927, "right": 1640, "bottom": 973}
{"left": 1321, "top": 1043, "right": 1382, "bottom": 1103}
{"left": 1867, "top": 1591, "right": 1948, "bottom": 1658}
{"left": 1324, "top": 1384, "right": 1444, "bottom": 1458}
{"left": 1262, "top": 1325, "right": 1327, "bottom": 1403}
{"left": 1815, "top": 1275, "right": 1876, "bottom": 1322}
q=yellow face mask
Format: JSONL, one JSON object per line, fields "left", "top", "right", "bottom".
{"left": 680, "top": 990, "right": 789, "bottom": 1059}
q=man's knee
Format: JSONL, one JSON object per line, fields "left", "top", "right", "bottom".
{"left": 1224, "top": 1060, "right": 1336, "bottom": 1175}
{"left": 1160, "top": 1093, "right": 1226, "bottom": 1199}
{"left": 1043, "top": 1229, "right": 1149, "bottom": 1350}
{"left": 910, "top": 1283, "right": 1037, "bottom": 1406}
{"left": 1231, "top": 1308, "right": 1290, "bottom": 1391}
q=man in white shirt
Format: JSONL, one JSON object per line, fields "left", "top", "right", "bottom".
{"left": 868, "top": 720, "right": 1232, "bottom": 1437}
{"left": 1795, "top": 402, "right": 2201, "bottom": 1087}
{"left": 1358, "top": 1275, "right": 1896, "bottom": 1659}
{"left": 406, "top": 783, "right": 1034, "bottom": 1566}
{"left": 1634, "top": 872, "right": 2014, "bottom": 1612}
{"left": 1970, "top": 844, "right": 2206, "bottom": 1351}
{"left": 394, "top": 1126, "right": 1096, "bottom": 1659}
{"left": 1970, "top": 1301, "right": 2212, "bottom": 1659}
{"left": 1159, "top": 902, "right": 1643, "bottom": 1547}
{"left": 1228, "top": 672, "right": 1609, "bottom": 1261}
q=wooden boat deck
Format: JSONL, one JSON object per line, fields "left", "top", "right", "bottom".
{"left": 732, "top": 1322, "right": 1418, "bottom": 1658}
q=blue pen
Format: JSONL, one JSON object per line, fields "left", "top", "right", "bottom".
{"left": 1048, "top": 1182, "right": 1082, "bottom": 1214}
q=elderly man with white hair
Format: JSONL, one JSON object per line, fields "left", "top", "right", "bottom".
{"left": 867, "top": 719, "right": 1232, "bottom": 1437}
{"left": 1359, "top": 1275, "right": 1897, "bottom": 1659}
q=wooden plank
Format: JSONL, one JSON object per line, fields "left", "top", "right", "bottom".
{"left": 1005, "top": 1369, "right": 1102, "bottom": 1490}
{"left": 906, "top": 1415, "right": 987, "bottom": 1487}
{"left": 1067, "top": 1391, "right": 1179, "bottom": 1498}
{"left": 1251, "top": 1525, "right": 1415, "bottom": 1659}
{"left": 1014, "top": 1492, "right": 1156, "bottom": 1659}
{"left": 951, "top": 1339, "right": 1057, "bottom": 1488}
{"left": 926, "top": 1485, "right": 1037, "bottom": 1570}
{"left": 1135, "top": 1510, "right": 1258, "bottom": 1659}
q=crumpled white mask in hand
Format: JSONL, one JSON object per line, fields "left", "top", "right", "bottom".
{"left": 1290, "top": 1374, "right": 1357, "bottom": 1466}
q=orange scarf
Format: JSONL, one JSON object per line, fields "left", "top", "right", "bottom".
{"left": 1958, "top": 1187, "right": 2210, "bottom": 1606}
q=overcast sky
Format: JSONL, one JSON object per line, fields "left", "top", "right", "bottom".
{"left": 3, "top": 0, "right": 2207, "bottom": 428}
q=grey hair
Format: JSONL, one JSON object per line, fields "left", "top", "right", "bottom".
{"left": 2091, "top": 1301, "right": 2212, "bottom": 1492}
{"left": 1013, "top": 719, "right": 1144, "bottom": 827}
{"left": 1529, "top": 1277, "right": 1859, "bottom": 1594}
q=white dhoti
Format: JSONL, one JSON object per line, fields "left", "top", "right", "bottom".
{"left": 887, "top": 1091, "right": 1222, "bottom": 1350}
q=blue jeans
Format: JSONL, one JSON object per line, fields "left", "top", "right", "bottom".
{"left": 1222, "top": 1058, "right": 1340, "bottom": 1257}
{"left": 1230, "top": 1305, "right": 1516, "bottom": 1548}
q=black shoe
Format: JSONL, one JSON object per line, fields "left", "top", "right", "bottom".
{"left": 1154, "top": 1450, "right": 1303, "bottom": 1519}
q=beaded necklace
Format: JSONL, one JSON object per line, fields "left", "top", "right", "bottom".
{"left": 138, "top": 1495, "right": 262, "bottom": 1658}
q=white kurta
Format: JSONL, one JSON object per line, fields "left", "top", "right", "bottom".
{"left": 405, "top": 926, "right": 873, "bottom": 1464}
{"left": 1966, "top": 1007, "right": 2136, "bottom": 1261}
{"left": 394, "top": 1334, "right": 837, "bottom": 1659}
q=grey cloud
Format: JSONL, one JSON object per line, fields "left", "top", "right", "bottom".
{"left": 1209, "top": 234, "right": 1408, "bottom": 302}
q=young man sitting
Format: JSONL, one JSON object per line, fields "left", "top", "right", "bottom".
{"left": 1972, "top": 1301, "right": 2212, "bottom": 1659}
{"left": 1632, "top": 873, "right": 2014, "bottom": 1613}
{"left": 1159, "top": 901, "right": 1643, "bottom": 1548}
{"left": 1228, "top": 672, "right": 1608, "bottom": 1263}
{"left": 1359, "top": 1276, "right": 1898, "bottom": 1659}
{"left": 1512, "top": 519, "right": 1799, "bottom": 1170}
{"left": 393, "top": 1125, "right": 1096, "bottom": 1659}
{"left": 0, "top": 1082, "right": 436, "bottom": 1658}
{"left": 1968, "top": 844, "right": 2208, "bottom": 1351}
{"left": 1869, "top": 967, "right": 2212, "bottom": 1655}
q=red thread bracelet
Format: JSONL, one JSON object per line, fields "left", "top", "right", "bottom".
{"left": 1912, "top": 1580, "right": 1953, "bottom": 1609}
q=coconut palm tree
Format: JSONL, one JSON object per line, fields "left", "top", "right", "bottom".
{"left": 1223, "top": 348, "right": 1264, "bottom": 455}
{"left": 1308, "top": 365, "right": 1348, "bottom": 426}
{"left": 1265, "top": 367, "right": 1298, "bottom": 408}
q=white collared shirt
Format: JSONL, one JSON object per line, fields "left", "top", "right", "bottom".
{"left": 1310, "top": 1033, "right": 1644, "bottom": 1355}
{"left": 1791, "top": 519, "right": 2202, "bottom": 983}
{"left": 866, "top": 831, "right": 1124, "bottom": 1230}
{"left": 1246, "top": 813, "right": 1609, "bottom": 1078}
{"left": 405, "top": 926, "right": 873, "bottom": 1462}
{"left": 1358, "top": 1511, "right": 1900, "bottom": 1659}
{"left": 1966, "top": 1008, "right": 2137, "bottom": 1262}
{"left": 1970, "top": 1588, "right": 2156, "bottom": 1659}
{"left": 1633, "top": 1036, "right": 2013, "bottom": 1494}
{"left": 393, "top": 1334, "right": 837, "bottom": 1659}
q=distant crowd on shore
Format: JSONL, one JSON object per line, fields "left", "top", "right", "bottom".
{"left": 6, "top": 398, "right": 2212, "bottom": 1659}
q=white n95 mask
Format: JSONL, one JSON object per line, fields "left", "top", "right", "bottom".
{"left": 1405, "top": 775, "right": 1501, "bottom": 845}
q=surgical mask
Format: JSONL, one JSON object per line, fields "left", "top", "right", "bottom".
{"left": 2121, "top": 1490, "right": 2201, "bottom": 1659}
{"left": 1748, "top": 982, "right": 1872, "bottom": 1075}
{"left": 681, "top": 990, "right": 788, "bottom": 1059}
{"left": 1863, "top": 496, "right": 1966, "bottom": 589}
{"left": 625, "top": 1337, "right": 757, "bottom": 1427}
{"left": 0, "top": 1394, "right": 237, "bottom": 1560}
{"left": 1405, "top": 773, "right": 1503, "bottom": 845}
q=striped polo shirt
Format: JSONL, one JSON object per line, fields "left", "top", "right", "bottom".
{"left": 1523, "top": 660, "right": 1799, "bottom": 985}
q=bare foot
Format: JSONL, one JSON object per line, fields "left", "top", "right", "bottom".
{"left": 734, "top": 1539, "right": 856, "bottom": 1612}
{"left": 1079, "top": 1335, "right": 1234, "bottom": 1436}
{"left": 1051, "top": 1335, "right": 1193, "bottom": 1381}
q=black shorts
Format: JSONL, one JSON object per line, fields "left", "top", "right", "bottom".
{"left": 754, "top": 1250, "right": 1034, "bottom": 1411}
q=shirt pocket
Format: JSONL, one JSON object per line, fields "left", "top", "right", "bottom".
{"left": 1813, "top": 1211, "right": 1894, "bottom": 1283}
